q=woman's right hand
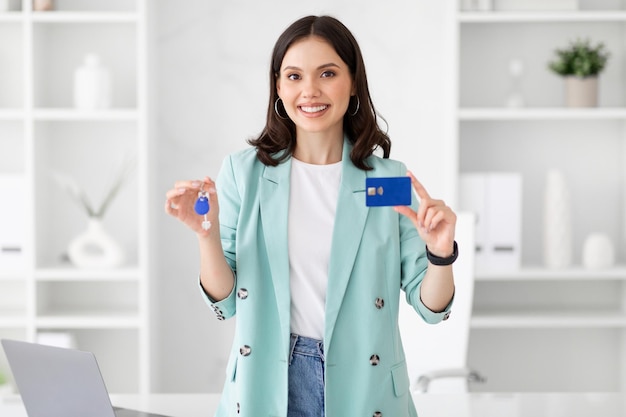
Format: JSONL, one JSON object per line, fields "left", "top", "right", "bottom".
{"left": 164, "top": 176, "right": 219, "bottom": 237}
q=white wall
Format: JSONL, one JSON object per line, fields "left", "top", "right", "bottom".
{"left": 151, "top": 0, "right": 455, "bottom": 392}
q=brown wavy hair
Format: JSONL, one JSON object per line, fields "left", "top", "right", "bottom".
{"left": 247, "top": 15, "right": 391, "bottom": 170}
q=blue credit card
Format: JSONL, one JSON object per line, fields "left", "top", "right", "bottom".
{"left": 365, "top": 176, "right": 412, "bottom": 207}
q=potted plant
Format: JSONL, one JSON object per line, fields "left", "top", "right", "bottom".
{"left": 548, "top": 38, "right": 610, "bottom": 107}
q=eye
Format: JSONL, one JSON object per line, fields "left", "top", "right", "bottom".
{"left": 287, "top": 73, "right": 301, "bottom": 81}
{"left": 321, "top": 70, "right": 336, "bottom": 78}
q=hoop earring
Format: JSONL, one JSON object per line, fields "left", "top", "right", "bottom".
{"left": 274, "top": 98, "right": 289, "bottom": 120}
{"left": 349, "top": 96, "right": 360, "bottom": 116}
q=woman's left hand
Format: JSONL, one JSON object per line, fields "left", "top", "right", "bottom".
{"left": 394, "top": 171, "right": 457, "bottom": 258}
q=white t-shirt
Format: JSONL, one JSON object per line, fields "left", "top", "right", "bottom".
{"left": 288, "top": 157, "right": 342, "bottom": 340}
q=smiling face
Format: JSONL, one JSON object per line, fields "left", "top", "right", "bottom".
{"left": 276, "top": 35, "right": 354, "bottom": 142}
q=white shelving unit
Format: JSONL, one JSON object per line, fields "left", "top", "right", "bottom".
{"left": 0, "top": 0, "right": 149, "bottom": 394}
{"left": 457, "top": 0, "right": 626, "bottom": 392}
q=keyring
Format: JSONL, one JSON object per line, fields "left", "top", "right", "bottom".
{"left": 194, "top": 183, "right": 211, "bottom": 230}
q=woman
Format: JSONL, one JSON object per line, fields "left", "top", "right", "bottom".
{"left": 165, "top": 15, "right": 457, "bottom": 417}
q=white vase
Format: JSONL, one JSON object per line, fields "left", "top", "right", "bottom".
{"left": 543, "top": 169, "right": 573, "bottom": 268}
{"left": 73, "top": 53, "right": 111, "bottom": 110}
{"left": 68, "top": 218, "right": 124, "bottom": 268}
{"left": 582, "top": 233, "right": 614, "bottom": 269}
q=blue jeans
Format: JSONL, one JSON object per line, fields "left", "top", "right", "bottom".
{"left": 288, "top": 334, "right": 325, "bottom": 417}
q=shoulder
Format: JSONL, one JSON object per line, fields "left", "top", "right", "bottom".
{"left": 219, "top": 147, "right": 267, "bottom": 177}
{"left": 226, "top": 146, "right": 261, "bottom": 168}
{"left": 364, "top": 154, "right": 408, "bottom": 177}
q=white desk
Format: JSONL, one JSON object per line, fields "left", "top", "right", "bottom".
{"left": 0, "top": 392, "right": 624, "bottom": 416}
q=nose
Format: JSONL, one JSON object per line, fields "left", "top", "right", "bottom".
{"left": 301, "top": 77, "right": 320, "bottom": 99}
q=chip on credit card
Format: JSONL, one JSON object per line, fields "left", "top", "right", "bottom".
{"left": 365, "top": 176, "right": 411, "bottom": 207}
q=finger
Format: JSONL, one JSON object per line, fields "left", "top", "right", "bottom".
{"left": 393, "top": 206, "right": 424, "bottom": 233}
{"left": 393, "top": 205, "right": 416, "bottom": 223}
{"left": 165, "top": 187, "right": 187, "bottom": 200}
{"left": 407, "top": 170, "right": 431, "bottom": 201}
{"left": 173, "top": 179, "right": 203, "bottom": 190}
{"left": 164, "top": 199, "right": 178, "bottom": 215}
{"left": 427, "top": 209, "right": 446, "bottom": 232}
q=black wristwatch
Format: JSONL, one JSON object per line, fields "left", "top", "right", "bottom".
{"left": 426, "top": 241, "right": 458, "bottom": 266}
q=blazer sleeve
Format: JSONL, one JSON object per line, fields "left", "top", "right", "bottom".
{"left": 397, "top": 164, "right": 453, "bottom": 324}
{"left": 197, "top": 154, "right": 240, "bottom": 320}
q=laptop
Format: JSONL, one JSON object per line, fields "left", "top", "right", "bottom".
{"left": 1, "top": 339, "right": 170, "bottom": 417}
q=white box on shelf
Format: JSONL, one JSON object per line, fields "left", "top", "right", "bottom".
{"left": 460, "top": 172, "right": 522, "bottom": 272}
{"left": 0, "top": 174, "right": 26, "bottom": 273}
{"left": 494, "top": 0, "right": 577, "bottom": 11}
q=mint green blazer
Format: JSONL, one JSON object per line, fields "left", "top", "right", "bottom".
{"left": 202, "top": 140, "right": 452, "bottom": 417}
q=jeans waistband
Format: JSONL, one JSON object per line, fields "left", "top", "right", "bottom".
{"left": 289, "top": 333, "right": 324, "bottom": 361}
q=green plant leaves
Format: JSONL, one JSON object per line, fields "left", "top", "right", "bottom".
{"left": 548, "top": 38, "right": 610, "bottom": 77}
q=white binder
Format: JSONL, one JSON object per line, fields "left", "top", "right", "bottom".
{"left": 0, "top": 174, "right": 27, "bottom": 272}
{"left": 460, "top": 173, "right": 522, "bottom": 272}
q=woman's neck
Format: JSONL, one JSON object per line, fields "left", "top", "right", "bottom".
{"left": 293, "top": 131, "right": 343, "bottom": 165}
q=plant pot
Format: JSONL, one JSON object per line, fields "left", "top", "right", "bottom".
{"left": 565, "top": 76, "right": 598, "bottom": 107}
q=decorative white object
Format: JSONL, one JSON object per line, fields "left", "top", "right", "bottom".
{"left": 73, "top": 53, "right": 111, "bottom": 110}
{"left": 52, "top": 157, "right": 134, "bottom": 269}
{"left": 495, "top": 0, "right": 577, "bottom": 11}
{"left": 565, "top": 76, "right": 598, "bottom": 108}
{"left": 506, "top": 59, "right": 525, "bottom": 108}
{"left": 543, "top": 169, "right": 573, "bottom": 269}
{"left": 68, "top": 217, "right": 124, "bottom": 268}
{"left": 582, "top": 233, "right": 614, "bottom": 269}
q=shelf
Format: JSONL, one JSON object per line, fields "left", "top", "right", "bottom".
{"left": 0, "top": 273, "right": 27, "bottom": 281}
{"left": 33, "top": 108, "right": 139, "bottom": 121}
{"left": 471, "top": 311, "right": 626, "bottom": 329}
{"left": 0, "top": 110, "right": 24, "bottom": 120}
{"left": 476, "top": 266, "right": 626, "bottom": 281}
{"left": 31, "top": 12, "right": 138, "bottom": 23}
{"left": 0, "top": 12, "right": 23, "bottom": 22}
{"left": 0, "top": 310, "right": 27, "bottom": 328}
{"left": 35, "top": 267, "right": 141, "bottom": 281}
{"left": 459, "top": 10, "right": 626, "bottom": 23}
{"left": 459, "top": 107, "right": 626, "bottom": 121}
{"left": 36, "top": 312, "right": 140, "bottom": 329}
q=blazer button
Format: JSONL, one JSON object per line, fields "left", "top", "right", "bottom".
{"left": 374, "top": 297, "right": 384, "bottom": 309}
{"left": 443, "top": 311, "right": 451, "bottom": 321}
{"left": 237, "top": 288, "right": 248, "bottom": 299}
{"left": 373, "top": 412, "right": 383, "bottom": 417}
{"left": 240, "top": 345, "right": 251, "bottom": 356}
{"left": 370, "top": 354, "right": 380, "bottom": 366}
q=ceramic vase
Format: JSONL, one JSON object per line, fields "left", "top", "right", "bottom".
{"left": 68, "top": 217, "right": 124, "bottom": 268}
{"left": 582, "top": 233, "right": 614, "bottom": 269}
{"left": 565, "top": 76, "right": 598, "bottom": 107}
{"left": 73, "top": 53, "right": 112, "bottom": 110}
{"left": 33, "top": 0, "right": 53, "bottom": 11}
{"left": 543, "top": 169, "right": 573, "bottom": 268}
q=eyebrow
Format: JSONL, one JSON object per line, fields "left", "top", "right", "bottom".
{"left": 282, "top": 62, "right": 341, "bottom": 72}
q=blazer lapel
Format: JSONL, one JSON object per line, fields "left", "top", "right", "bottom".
{"left": 259, "top": 157, "right": 292, "bottom": 345}
{"left": 324, "top": 141, "right": 369, "bottom": 352}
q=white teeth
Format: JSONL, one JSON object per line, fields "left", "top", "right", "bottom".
{"left": 300, "top": 105, "right": 328, "bottom": 113}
